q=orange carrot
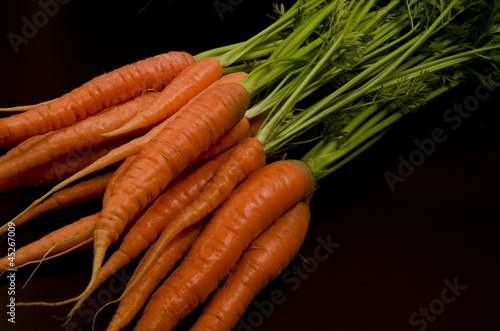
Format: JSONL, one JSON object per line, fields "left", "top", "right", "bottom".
{"left": 104, "top": 115, "right": 248, "bottom": 203}
{"left": 14, "top": 72, "right": 250, "bottom": 222}
{"left": 93, "top": 81, "right": 248, "bottom": 278}
{"left": 220, "top": 72, "right": 248, "bottom": 85}
{"left": 0, "top": 172, "right": 113, "bottom": 235}
{"left": 103, "top": 115, "right": 251, "bottom": 203}
{"left": 102, "top": 155, "right": 138, "bottom": 202}
{"left": 0, "top": 51, "right": 194, "bottom": 149}
{"left": 68, "top": 116, "right": 252, "bottom": 314}
{"left": 0, "top": 136, "right": 131, "bottom": 192}
{"left": 0, "top": 97, "right": 58, "bottom": 112}
{"left": 0, "top": 91, "right": 161, "bottom": 182}
{"left": 0, "top": 104, "right": 119, "bottom": 163}
{"left": 193, "top": 116, "right": 250, "bottom": 164}
{"left": 0, "top": 132, "right": 51, "bottom": 161}
{"left": 197, "top": 112, "right": 264, "bottom": 165}
{"left": 248, "top": 114, "right": 266, "bottom": 137}
{"left": 102, "top": 57, "right": 223, "bottom": 137}
{"left": 0, "top": 213, "right": 97, "bottom": 270}
{"left": 68, "top": 152, "right": 228, "bottom": 315}
{"left": 40, "top": 81, "right": 250, "bottom": 310}
{"left": 106, "top": 221, "right": 207, "bottom": 331}
{"left": 125, "top": 137, "right": 266, "bottom": 298}
{"left": 190, "top": 200, "right": 311, "bottom": 331}
{"left": 133, "top": 159, "right": 315, "bottom": 330}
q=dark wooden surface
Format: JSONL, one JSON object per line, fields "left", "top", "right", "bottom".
{"left": 1, "top": 1, "right": 499, "bottom": 330}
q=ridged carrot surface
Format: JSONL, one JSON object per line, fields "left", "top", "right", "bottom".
{"left": 68, "top": 152, "right": 227, "bottom": 315}
{"left": 0, "top": 171, "right": 113, "bottom": 234}
{"left": 190, "top": 200, "right": 311, "bottom": 331}
{"left": 0, "top": 51, "right": 194, "bottom": 148}
{"left": 0, "top": 92, "right": 159, "bottom": 182}
{"left": 106, "top": 221, "right": 207, "bottom": 331}
{"left": 103, "top": 57, "right": 223, "bottom": 137}
{"left": 0, "top": 137, "right": 131, "bottom": 192}
{"left": 59, "top": 82, "right": 251, "bottom": 315}
{"left": 123, "top": 137, "right": 266, "bottom": 302}
{"left": 0, "top": 213, "right": 97, "bottom": 270}
{"left": 133, "top": 160, "right": 315, "bottom": 330}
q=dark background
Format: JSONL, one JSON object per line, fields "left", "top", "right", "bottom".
{"left": 1, "top": 1, "right": 499, "bottom": 330}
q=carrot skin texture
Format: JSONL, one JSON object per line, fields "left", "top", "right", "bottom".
{"left": 248, "top": 114, "right": 266, "bottom": 137}
{"left": 0, "top": 137, "right": 130, "bottom": 192}
{"left": 0, "top": 213, "right": 97, "bottom": 269}
{"left": 0, "top": 103, "right": 117, "bottom": 163}
{"left": 103, "top": 155, "right": 138, "bottom": 202}
{"left": 80, "top": 82, "right": 248, "bottom": 313}
{"left": 125, "top": 137, "right": 266, "bottom": 297}
{"left": 194, "top": 116, "right": 250, "bottom": 164}
{"left": 133, "top": 160, "right": 315, "bottom": 331}
{"left": 68, "top": 152, "right": 228, "bottom": 315}
{"left": 107, "top": 152, "right": 226, "bottom": 265}
{"left": 0, "top": 171, "right": 113, "bottom": 234}
{"left": 106, "top": 221, "right": 207, "bottom": 331}
{"left": 23, "top": 72, "right": 251, "bottom": 214}
{"left": 103, "top": 57, "right": 223, "bottom": 137}
{"left": 190, "top": 201, "right": 311, "bottom": 331}
{"left": 106, "top": 111, "right": 248, "bottom": 204}
{"left": 0, "top": 131, "right": 50, "bottom": 161}
{"left": 0, "top": 97, "right": 58, "bottom": 112}
{"left": 96, "top": 82, "right": 250, "bottom": 246}
{"left": 0, "top": 91, "right": 160, "bottom": 182}
{"left": 0, "top": 51, "right": 194, "bottom": 149}
{"left": 61, "top": 125, "right": 245, "bottom": 309}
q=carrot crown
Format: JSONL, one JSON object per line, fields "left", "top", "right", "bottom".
{"left": 196, "top": 0, "right": 500, "bottom": 181}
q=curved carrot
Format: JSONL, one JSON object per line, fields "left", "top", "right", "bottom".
{"left": 133, "top": 159, "right": 315, "bottom": 330}
{"left": 0, "top": 97, "right": 58, "bottom": 112}
{"left": 0, "top": 105, "right": 118, "bottom": 163}
{"left": 34, "top": 81, "right": 250, "bottom": 310}
{"left": 0, "top": 213, "right": 97, "bottom": 270}
{"left": 193, "top": 116, "right": 250, "bottom": 164}
{"left": 248, "top": 114, "right": 266, "bottom": 137}
{"left": 106, "top": 221, "right": 207, "bottom": 331}
{"left": 68, "top": 152, "right": 228, "bottom": 315}
{"left": 102, "top": 57, "right": 224, "bottom": 137}
{"left": 190, "top": 200, "right": 311, "bottom": 331}
{"left": 102, "top": 155, "right": 138, "bottom": 202}
{"left": 13, "top": 72, "right": 250, "bottom": 223}
{"left": 0, "top": 91, "right": 160, "bottom": 182}
{"left": 125, "top": 137, "right": 266, "bottom": 299}
{"left": 0, "top": 136, "right": 131, "bottom": 192}
{"left": 220, "top": 72, "right": 248, "bottom": 84}
{"left": 0, "top": 51, "right": 194, "bottom": 149}
{"left": 68, "top": 115, "right": 252, "bottom": 315}
{"left": 0, "top": 172, "right": 113, "bottom": 235}
{"left": 93, "top": 81, "right": 248, "bottom": 281}
{"left": 104, "top": 114, "right": 251, "bottom": 202}
{"left": 195, "top": 112, "right": 262, "bottom": 166}
{"left": 0, "top": 132, "right": 51, "bottom": 161}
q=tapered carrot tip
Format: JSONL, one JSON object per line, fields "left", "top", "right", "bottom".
{"left": 101, "top": 57, "right": 224, "bottom": 138}
{"left": 0, "top": 214, "right": 96, "bottom": 269}
{"left": 133, "top": 159, "right": 316, "bottom": 330}
{"left": 93, "top": 227, "right": 116, "bottom": 262}
{"left": 0, "top": 51, "right": 195, "bottom": 149}
{"left": 85, "top": 227, "right": 114, "bottom": 292}
{"left": 190, "top": 200, "right": 311, "bottom": 331}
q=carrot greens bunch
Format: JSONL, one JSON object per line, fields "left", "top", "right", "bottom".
{"left": 119, "top": 1, "right": 500, "bottom": 330}
{"left": 246, "top": 0, "right": 500, "bottom": 157}
{"left": 0, "top": 0, "right": 499, "bottom": 330}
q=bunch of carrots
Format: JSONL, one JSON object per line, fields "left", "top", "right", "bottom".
{"left": 1, "top": 0, "right": 499, "bottom": 330}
